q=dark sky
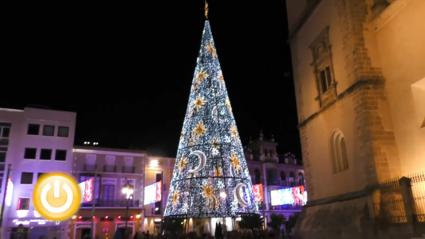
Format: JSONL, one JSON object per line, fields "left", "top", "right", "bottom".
{"left": 1, "top": 1, "right": 300, "bottom": 159}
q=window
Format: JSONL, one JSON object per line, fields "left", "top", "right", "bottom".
{"left": 298, "top": 173, "right": 304, "bottom": 186}
{"left": 280, "top": 171, "right": 286, "bottom": 186}
{"left": 21, "top": 172, "right": 33, "bottom": 184}
{"left": 55, "top": 150, "right": 67, "bottom": 161}
{"left": 38, "top": 173, "right": 46, "bottom": 180}
{"left": 254, "top": 169, "right": 261, "bottom": 185}
{"left": 17, "top": 198, "right": 30, "bottom": 210}
{"left": 43, "top": 125, "right": 55, "bottom": 136}
{"left": 40, "top": 149, "right": 52, "bottom": 160}
{"left": 0, "top": 126, "right": 10, "bottom": 138}
{"left": 289, "top": 172, "right": 295, "bottom": 187}
{"left": 266, "top": 169, "right": 277, "bottom": 185}
{"left": 330, "top": 130, "right": 349, "bottom": 173}
{"left": 102, "top": 184, "right": 115, "bottom": 206}
{"left": 24, "top": 148, "right": 37, "bottom": 159}
{"left": 309, "top": 26, "right": 337, "bottom": 107}
{"left": 57, "top": 126, "right": 69, "bottom": 137}
{"left": 0, "top": 151, "right": 6, "bottom": 163}
{"left": 27, "top": 124, "right": 40, "bottom": 135}
{"left": 319, "top": 66, "right": 332, "bottom": 93}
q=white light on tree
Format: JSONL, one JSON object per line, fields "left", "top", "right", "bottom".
{"left": 163, "top": 20, "right": 259, "bottom": 219}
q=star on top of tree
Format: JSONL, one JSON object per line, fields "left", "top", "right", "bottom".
{"left": 205, "top": 40, "right": 217, "bottom": 57}
{"left": 192, "top": 120, "right": 206, "bottom": 139}
{"left": 192, "top": 94, "right": 207, "bottom": 112}
{"left": 177, "top": 155, "right": 187, "bottom": 172}
{"left": 172, "top": 190, "right": 180, "bottom": 209}
{"left": 229, "top": 151, "right": 242, "bottom": 175}
{"left": 201, "top": 180, "right": 218, "bottom": 208}
{"left": 230, "top": 124, "right": 238, "bottom": 138}
{"left": 194, "top": 68, "right": 209, "bottom": 90}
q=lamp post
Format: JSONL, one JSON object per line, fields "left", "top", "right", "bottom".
{"left": 122, "top": 179, "right": 134, "bottom": 238}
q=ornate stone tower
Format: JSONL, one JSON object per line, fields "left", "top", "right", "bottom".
{"left": 285, "top": 0, "right": 425, "bottom": 238}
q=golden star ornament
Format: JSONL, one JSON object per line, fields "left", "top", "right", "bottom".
{"left": 211, "top": 138, "right": 220, "bottom": 149}
{"left": 172, "top": 190, "right": 180, "bottom": 209}
{"left": 230, "top": 124, "right": 238, "bottom": 138}
{"left": 201, "top": 181, "right": 218, "bottom": 208}
{"left": 214, "top": 164, "right": 222, "bottom": 177}
{"left": 229, "top": 151, "right": 242, "bottom": 175}
{"left": 218, "top": 72, "right": 224, "bottom": 82}
{"left": 192, "top": 120, "right": 206, "bottom": 139}
{"left": 178, "top": 155, "right": 187, "bottom": 172}
{"left": 205, "top": 41, "right": 217, "bottom": 57}
{"left": 194, "top": 68, "right": 209, "bottom": 90}
{"left": 225, "top": 97, "right": 232, "bottom": 112}
{"left": 192, "top": 94, "right": 207, "bottom": 112}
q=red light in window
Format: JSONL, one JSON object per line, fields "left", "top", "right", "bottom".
{"left": 17, "top": 198, "right": 21, "bottom": 210}
{"left": 118, "top": 216, "right": 121, "bottom": 218}
{"left": 105, "top": 216, "right": 108, "bottom": 218}
{"left": 131, "top": 216, "right": 133, "bottom": 218}
{"left": 79, "top": 216, "right": 82, "bottom": 219}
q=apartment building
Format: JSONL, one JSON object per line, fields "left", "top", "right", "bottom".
{"left": 142, "top": 156, "right": 175, "bottom": 235}
{"left": 0, "top": 106, "right": 76, "bottom": 239}
{"left": 69, "top": 146, "right": 147, "bottom": 239}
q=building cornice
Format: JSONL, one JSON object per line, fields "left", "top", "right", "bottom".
{"left": 298, "top": 79, "right": 385, "bottom": 128}
{"left": 287, "top": 0, "right": 322, "bottom": 41}
{"left": 73, "top": 147, "right": 147, "bottom": 157}
{"left": 372, "top": 0, "right": 410, "bottom": 32}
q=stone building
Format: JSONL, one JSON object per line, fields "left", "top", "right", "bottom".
{"left": 285, "top": 0, "right": 425, "bottom": 238}
{"left": 244, "top": 131, "right": 305, "bottom": 226}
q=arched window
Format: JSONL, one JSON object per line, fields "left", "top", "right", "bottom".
{"left": 289, "top": 172, "right": 295, "bottom": 187}
{"left": 280, "top": 171, "right": 286, "bottom": 186}
{"left": 298, "top": 173, "right": 304, "bottom": 186}
{"left": 267, "top": 169, "right": 277, "bottom": 185}
{"left": 330, "top": 130, "right": 349, "bottom": 173}
{"left": 254, "top": 169, "right": 261, "bottom": 185}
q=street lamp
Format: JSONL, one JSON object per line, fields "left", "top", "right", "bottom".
{"left": 122, "top": 179, "right": 134, "bottom": 237}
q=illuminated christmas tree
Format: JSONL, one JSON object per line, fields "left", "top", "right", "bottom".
{"left": 163, "top": 4, "right": 259, "bottom": 219}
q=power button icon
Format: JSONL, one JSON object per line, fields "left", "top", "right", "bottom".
{"left": 33, "top": 173, "right": 81, "bottom": 221}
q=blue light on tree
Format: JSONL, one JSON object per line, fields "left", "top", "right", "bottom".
{"left": 163, "top": 20, "right": 260, "bottom": 219}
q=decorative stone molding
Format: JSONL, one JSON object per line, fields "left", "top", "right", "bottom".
{"left": 309, "top": 26, "right": 338, "bottom": 108}
{"left": 372, "top": 0, "right": 409, "bottom": 31}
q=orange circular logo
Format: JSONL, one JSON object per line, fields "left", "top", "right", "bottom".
{"left": 33, "top": 173, "right": 81, "bottom": 220}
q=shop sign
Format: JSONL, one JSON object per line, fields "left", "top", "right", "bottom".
{"left": 12, "top": 219, "right": 61, "bottom": 226}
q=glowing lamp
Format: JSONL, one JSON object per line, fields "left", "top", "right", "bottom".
{"left": 136, "top": 214, "right": 141, "bottom": 219}
{"left": 72, "top": 215, "right": 76, "bottom": 220}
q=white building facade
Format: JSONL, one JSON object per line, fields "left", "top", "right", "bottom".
{"left": 0, "top": 107, "right": 76, "bottom": 239}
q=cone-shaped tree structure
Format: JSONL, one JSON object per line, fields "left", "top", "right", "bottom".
{"left": 164, "top": 20, "right": 259, "bottom": 219}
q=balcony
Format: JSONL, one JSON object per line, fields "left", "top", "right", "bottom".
{"left": 81, "top": 199, "right": 141, "bottom": 208}
{"left": 269, "top": 203, "right": 303, "bottom": 210}
{"left": 104, "top": 165, "right": 116, "bottom": 173}
{"left": 84, "top": 164, "right": 96, "bottom": 171}
{"left": 122, "top": 166, "right": 135, "bottom": 173}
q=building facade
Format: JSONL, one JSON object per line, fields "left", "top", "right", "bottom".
{"left": 142, "top": 156, "right": 175, "bottom": 235}
{"left": 0, "top": 107, "right": 76, "bottom": 239}
{"left": 70, "top": 146, "right": 147, "bottom": 239}
{"left": 244, "top": 132, "right": 304, "bottom": 227}
{"left": 286, "top": 0, "right": 425, "bottom": 238}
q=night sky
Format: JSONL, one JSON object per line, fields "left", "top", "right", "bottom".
{"left": 1, "top": 1, "right": 300, "bottom": 159}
